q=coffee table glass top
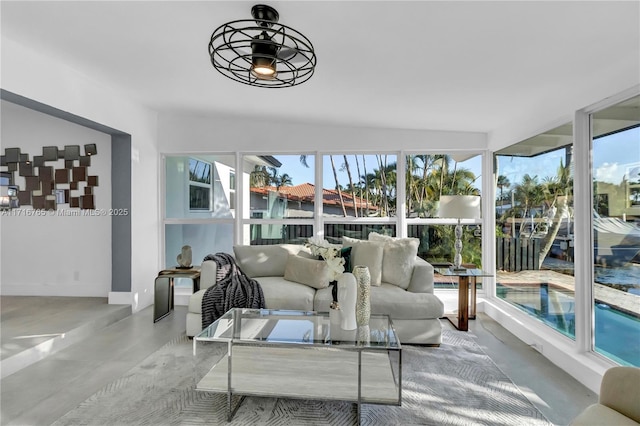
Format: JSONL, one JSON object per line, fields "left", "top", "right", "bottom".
{"left": 435, "top": 268, "right": 493, "bottom": 277}
{"left": 195, "top": 308, "right": 399, "bottom": 350}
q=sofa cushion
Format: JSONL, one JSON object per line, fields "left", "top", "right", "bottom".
{"left": 255, "top": 276, "right": 315, "bottom": 311}
{"left": 368, "top": 232, "right": 420, "bottom": 289}
{"left": 314, "top": 283, "right": 443, "bottom": 320}
{"left": 570, "top": 404, "right": 639, "bottom": 426}
{"left": 233, "top": 244, "right": 312, "bottom": 278}
{"left": 370, "top": 284, "right": 444, "bottom": 320}
{"left": 334, "top": 246, "right": 353, "bottom": 273}
{"left": 313, "top": 286, "right": 334, "bottom": 312}
{"left": 342, "top": 236, "right": 384, "bottom": 285}
{"left": 284, "top": 254, "right": 330, "bottom": 289}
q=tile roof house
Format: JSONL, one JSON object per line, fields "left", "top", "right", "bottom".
{"left": 251, "top": 183, "right": 379, "bottom": 218}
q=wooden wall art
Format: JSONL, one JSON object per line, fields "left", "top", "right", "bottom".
{"left": 0, "top": 144, "right": 99, "bottom": 210}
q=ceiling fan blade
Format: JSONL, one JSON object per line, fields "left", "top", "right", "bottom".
{"left": 234, "top": 46, "right": 308, "bottom": 64}
{"left": 277, "top": 47, "right": 297, "bottom": 60}
{"left": 277, "top": 47, "right": 308, "bottom": 64}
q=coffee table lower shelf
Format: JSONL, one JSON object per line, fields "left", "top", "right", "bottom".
{"left": 196, "top": 345, "right": 400, "bottom": 423}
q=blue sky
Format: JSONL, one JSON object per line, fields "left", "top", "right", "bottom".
{"left": 274, "top": 154, "right": 482, "bottom": 190}
{"left": 499, "top": 126, "right": 639, "bottom": 188}
{"left": 592, "top": 127, "right": 640, "bottom": 184}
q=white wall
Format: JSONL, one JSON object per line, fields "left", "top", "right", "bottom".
{"left": 158, "top": 112, "right": 488, "bottom": 153}
{"left": 1, "top": 36, "right": 159, "bottom": 312}
{"left": 1, "top": 101, "right": 112, "bottom": 296}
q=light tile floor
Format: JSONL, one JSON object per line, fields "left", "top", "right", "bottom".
{"left": 0, "top": 295, "right": 596, "bottom": 426}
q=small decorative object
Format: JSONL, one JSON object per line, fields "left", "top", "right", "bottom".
{"left": 353, "top": 265, "right": 371, "bottom": 327}
{"left": 176, "top": 245, "right": 192, "bottom": 269}
{"left": 306, "top": 236, "right": 345, "bottom": 282}
{"left": 337, "top": 273, "right": 357, "bottom": 331}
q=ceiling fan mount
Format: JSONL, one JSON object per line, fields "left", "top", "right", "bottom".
{"left": 251, "top": 4, "right": 279, "bottom": 27}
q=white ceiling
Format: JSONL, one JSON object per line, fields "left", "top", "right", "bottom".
{"left": 2, "top": 1, "right": 639, "bottom": 134}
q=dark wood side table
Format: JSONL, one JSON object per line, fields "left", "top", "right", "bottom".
{"left": 435, "top": 268, "right": 492, "bottom": 331}
{"left": 154, "top": 267, "right": 201, "bottom": 323}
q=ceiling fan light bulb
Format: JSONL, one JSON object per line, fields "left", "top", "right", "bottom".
{"left": 252, "top": 65, "right": 276, "bottom": 78}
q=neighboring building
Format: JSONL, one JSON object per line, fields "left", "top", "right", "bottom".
{"left": 250, "top": 183, "right": 379, "bottom": 218}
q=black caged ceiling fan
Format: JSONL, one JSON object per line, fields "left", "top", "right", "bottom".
{"left": 208, "top": 4, "right": 317, "bottom": 88}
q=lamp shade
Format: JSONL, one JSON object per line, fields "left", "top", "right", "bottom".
{"left": 438, "top": 195, "right": 481, "bottom": 219}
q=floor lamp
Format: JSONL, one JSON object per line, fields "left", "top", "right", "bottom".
{"left": 438, "top": 195, "right": 481, "bottom": 271}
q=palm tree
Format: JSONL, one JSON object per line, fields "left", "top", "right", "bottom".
{"left": 538, "top": 159, "right": 573, "bottom": 268}
{"left": 512, "top": 174, "right": 545, "bottom": 236}
{"left": 497, "top": 175, "right": 510, "bottom": 212}
{"left": 249, "top": 165, "right": 270, "bottom": 187}
{"left": 362, "top": 155, "right": 371, "bottom": 214}
{"left": 329, "top": 155, "right": 347, "bottom": 216}
{"left": 354, "top": 155, "right": 365, "bottom": 216}
{"left": 272, "top": 172, "right": 293, "bottom": 190}
{"left": 342, "top": 155, "right": 358, "bottom": 217}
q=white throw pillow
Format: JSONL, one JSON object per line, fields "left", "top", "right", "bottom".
{"left": 342, "top": 236, "right": 384, "bottom": 286}
{"left": 283, "top": 254, "right": 331, "bottom": 289}
{"left": 368, "top": 232, "right": 419, "bottom": 289}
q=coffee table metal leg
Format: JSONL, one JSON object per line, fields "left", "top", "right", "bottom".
{"left": 227, "top": 395, "right": 245, "bottom": 422}
{"left": 357, "top": 350, "right": 362, "bottom": 426}
{"left": 225, "top": 341, "right": 246, "bottom": 421}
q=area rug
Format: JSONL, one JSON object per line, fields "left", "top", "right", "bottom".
{"left": 52, "top": 330, "right": 551, "bottom": 426}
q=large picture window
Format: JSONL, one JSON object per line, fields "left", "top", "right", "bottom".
{"left": 494, "top": 123, "right": 576, "bottom": 338}
{"left": 321, "top": 154, "right": 396, "bottom": 218}
{"left": 406, "top": 153, "right": 482, "bottom": 269}
{"left": 163, "top": 154, "right": 235, "bottom": 269}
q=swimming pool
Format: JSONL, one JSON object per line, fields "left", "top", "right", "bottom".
{"left": 496, "top": 283, "right": 640, "bottom": 367}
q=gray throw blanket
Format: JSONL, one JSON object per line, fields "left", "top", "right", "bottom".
{"left": 201, "top": 252, "right": 266, "bottom": 329}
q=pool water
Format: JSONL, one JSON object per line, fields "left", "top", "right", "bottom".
{"left": 496, "top": 283, "right": 640, "bottom": 367}
{"left": 595, "top": 304, "right": 640, "bottom": 366}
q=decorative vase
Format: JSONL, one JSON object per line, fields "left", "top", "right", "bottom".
{"left": 337, "top": 273, "right": 357, "bottom": 331}
{"left": 353, "top": 265, "right": 371, "bottom": 327}
{"left": 357, "top": 325, "right": 370, "bottom": 345}
{"left": 176, "top": 245, "right": 192, "bottom": 268}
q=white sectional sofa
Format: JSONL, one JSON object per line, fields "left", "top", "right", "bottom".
{"left": 187, "top": 237, "right": 444, "bottom": 345}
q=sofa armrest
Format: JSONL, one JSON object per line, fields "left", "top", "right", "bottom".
{"left": 599, "top": 366, "right": 640, "bottom": 423}
{"left": 407, "top": 257, "right": 434, "bottom": 294}
{"left": 199, "top": 260, "right": 218, "bottom": 291}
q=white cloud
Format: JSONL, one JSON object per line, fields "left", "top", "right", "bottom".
{"left": 595, "top": 162, "right": 622, "bottom": 184}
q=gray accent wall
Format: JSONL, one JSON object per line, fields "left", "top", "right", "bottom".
{"left": 111, "top": 135, "right": 132, "bottom": 292}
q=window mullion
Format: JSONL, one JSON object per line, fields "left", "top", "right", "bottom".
{"left": 573, "top": 109, "right": 594, "bottom": 355}
{"left": 315, "top": 152, "right": 323, "bottom": 237}
{"left": 397, "top": 151, "right": 407, "bottom": 237}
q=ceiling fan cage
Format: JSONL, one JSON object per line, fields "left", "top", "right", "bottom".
{"left": 209, "top": 16, "right": 317, "bottom": 88}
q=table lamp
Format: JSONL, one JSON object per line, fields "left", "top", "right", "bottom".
{"left": 438, "top": 195, "right": 481, "bottom": 271}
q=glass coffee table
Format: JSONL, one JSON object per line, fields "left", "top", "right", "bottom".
{"left": 193, "top": 308, "right": 402, "bottom": 425}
